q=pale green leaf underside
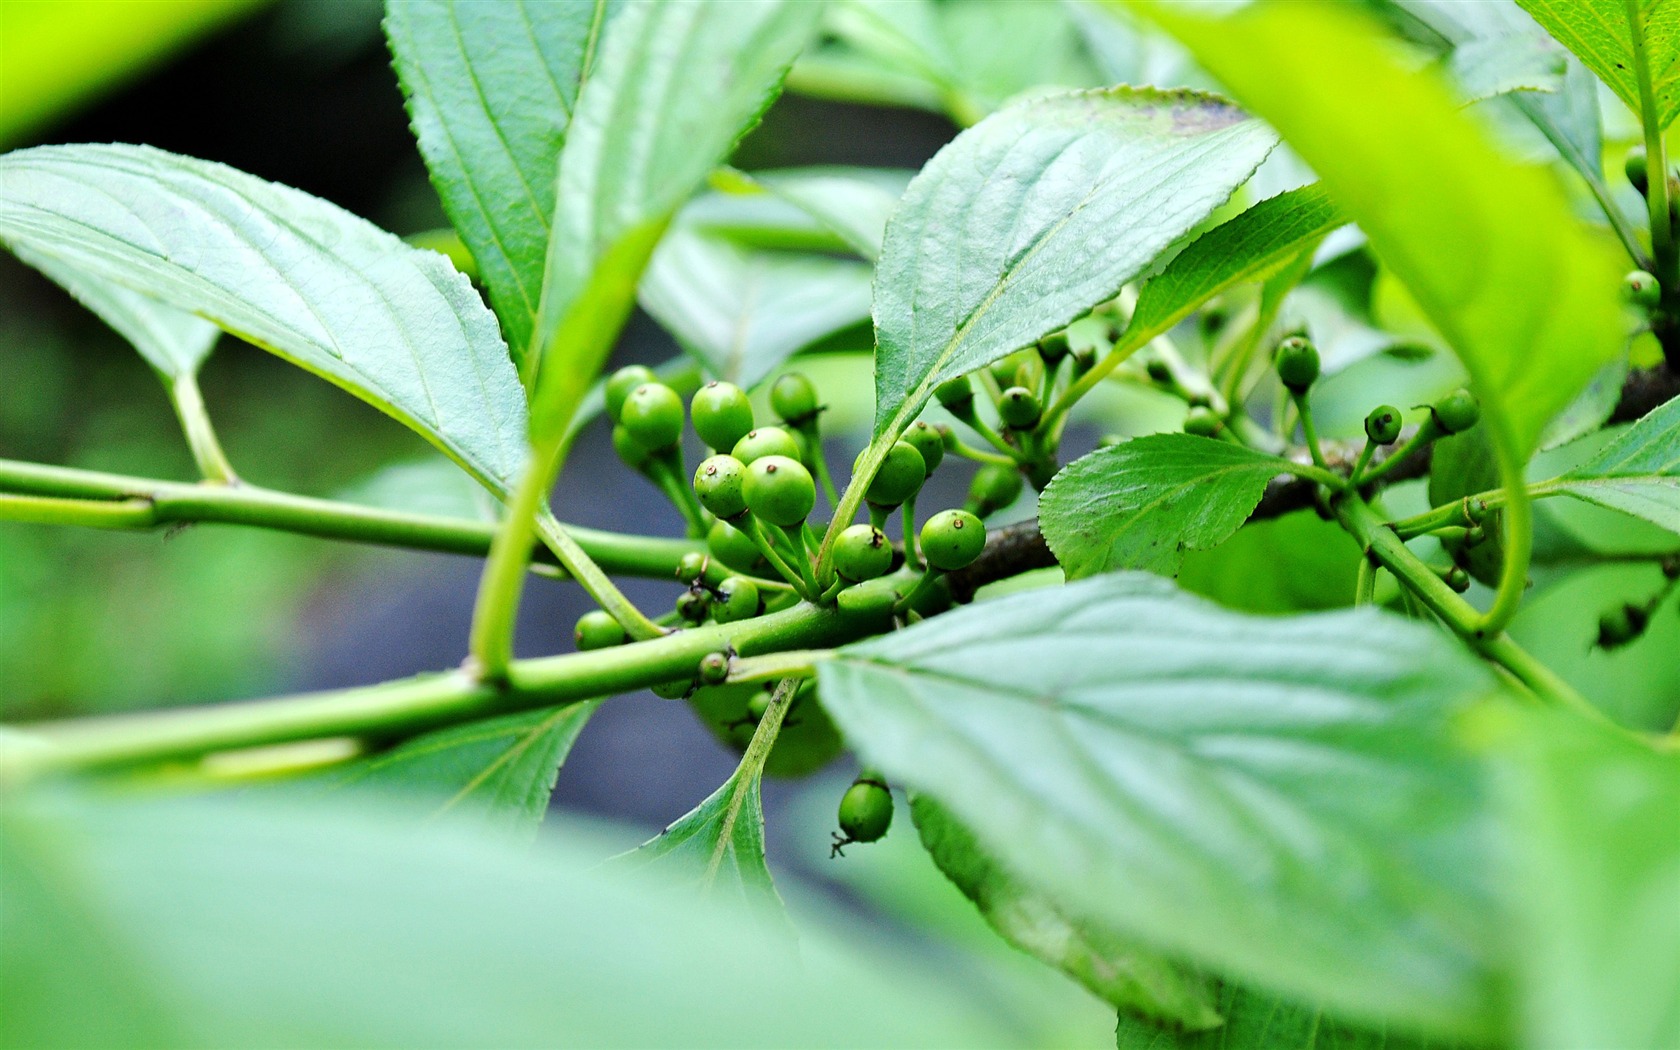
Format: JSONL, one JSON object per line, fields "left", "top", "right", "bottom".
{"left": 639, "top": 222, "right": 873, "bottom": 388}
{"left": 819, "top": 574, "right": 1502, "bottom": 1041}
{"left": 326, "top": 701, "right": 598, "bottom": 835}
{"left": 1127, "top": 183, "right": 1344, "bottom": 353}
{"left": 0, "top": 144, "right": 527, "bottom": 492}
{"left": 12, "top": 242, "right": 218, "bottom": 378}
{"left": 1553, "top": 393, "right": 1680, "bottom": 532}
{"left": 1149, "top": 0, "right": 1626, "bottom": 459}
{"left": 912, "top": 795, "right": 1220, "bottom": 1030}
{"left": 746, "top": 166, "right": 909, "bottom": 261}
{"left": 1448, "top": 34, "right": 1565, "bottom": 102}
{"left": 384, "top": 0, "right": 613, "bottom": 362}
{"left": 1496, "top": 713, "right": 1680, "bottom": 1050}
{"left": 871, "top": 86, "right": 1278, "bottom": 437}
{"left": 629, "top": 764, "right": 782, "bottom": 914}
{"left": 1114, "top": 983, "right": 1448, "bottom": 1049}
{"left": 1040, "top": 434, "right": 1294, "bottom": 578}
{"left": 1517, "top": 0, "right": 1680, "bottom": 129}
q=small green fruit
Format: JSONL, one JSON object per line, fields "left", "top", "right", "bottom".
{"left": 966, "top": 463, "right": 1022, "bottom": 517}
{"left": 676, "top": 551, "right": 709, "bottom": 584}
{"left": 1364, "top": 405, "right": 1402, "bottom": 445}
{"left": 997, "top": 386, "right": 1042, "bottom": 430}
{"left": 1431, "top": 389, "right": 1480, "bottom": 435}
{"left": 1183, "top": 406, "right": 1221, "bottom": 438}
{"left": 836, "top": 575, "right": 902, "bottom": 620}
{"left": 612, "top": 424, "right": 652, "bottom": 470}
{"left": 744, "top": 455, "right": 816, "bottom": 527}
{"left": 620, "top": 383, "right": 684, "bottom": 451}
{"left": 731, "top": 426, "right": 801, "bottom": 465}
{"left": 713, "top": 577, "right": 761, "bottom": 623}
{"left": 935, "top": 375, "right": 975, "bottom": 413}
{"left": 1624, "top": 269, "right": 1662, "bottom": 309}
{"left": 746, "top": 690, "right": 771, "bottom": 723}
{"left": 770, "top": 372, "right": 821, "bottom": 426}
{"left": 1626, "top": 146, "right": 1649, "bottom": 195}
{"left": 1037, "top": 330, "right": 1071, "bottom": 365}
{"left": 691, "top": 381, "right": 755, "bottom": 451}
{"left": 651, "top": 678, "right": 691, "bottom": 700}
{"left": 676, "top": 589, "right": 711, "bottom": 624}
{"left": 698, "top": 652, "right": 730, "bottom": 686}
{"left": 574, "top": 610, "right": 626, "bottom": 651}
{"left": 708, "top": 518, "right": 765, "bottom": 574}
{"left": 693, "top": 454, "right": 748, "bottom": 519}
{"left": 865, "top": 441, "right": 927, "bottom": 508}
{"left": 901, "top": 421, "right": 946, "bottom": 476}
{"left": 1443, "top": 566, "right": 1470, "bottom": 594}
{"left": 921, "top": 509, "right": 985, "bottom": 571}
{"left": 1273, "top": 336, "right": 1320, "bottom": 393}
{"left": 605, "top": 365, "right": 657, "bottom": 421}
{"left": 837, "top": 777, "right": 893, "bottom": 845}
{"left": 834, "top": 524, "right": 893, "bottom": 582}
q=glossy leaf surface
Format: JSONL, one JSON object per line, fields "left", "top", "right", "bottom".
{"left": 1551, "top": 394, "right": 1680, "bottom": 532}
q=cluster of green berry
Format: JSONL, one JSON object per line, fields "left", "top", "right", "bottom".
{"left": 934, "top": 330, "right": 1090, "bottom": 492}
{"left": 1595, "top": 555, "right": 1680, "bottom": 650}
{"left": 1622, "top": 148, "right": 1667, "bottom": 312}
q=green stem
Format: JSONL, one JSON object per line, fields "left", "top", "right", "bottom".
{"left": 646, "top": 450, "right": 707, "bottom": 539}
{"left": 167, "top": 373, "right": 238, "bottom": 484}
{"left": 799, "top": 422, "right": 841, "bottom": 508}
{"left": 1476, "top": 412, "right": 1534, "bottom": 637}
{"left": 1293, "top": 392, "right": 1329, "bottom": 471}
{"left": 469, "top": 438, "right": 562, "bottom": 680}
{"left": 746, "top": 517, "right": 809, "bottom": 597}
{"left": 948, "top": 438, "right": 1017, "bottom": 468}
{"left": 0, "top": 457, "right": 700, "bottom": 577}
{"left": 1357, "top": 420, "right": 1439, "bottom": 487}
{"left": 1390, "top": 499, "right": 1481, "bottom": 541}
{"left": 902, "top": 495, "right": 922, "bottom": 569}
{"left": 0, "top": 493, "right": 157, "bottom": 529}
{"left": 1355, "top": 555, "right": 1376, "bottom": 606}
{"left": 1, "top": 601, "right": 885, "bottom": 784}
{"left": 1347, "top": 441, "right": 1378, "bottom": 488}
{"left": 726, "top": 649, "right": 830, "bottom": 684}
{"left": 1630, "top": 0, "right": 1677, "bottom": 291}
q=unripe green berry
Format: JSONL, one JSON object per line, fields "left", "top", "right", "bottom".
{"left": 1364, "top": 405, "right": 1402, "bottom": 445}
{"left": 1145, "top": 358, "right": 1174, "bottom": 385}
{"left": 605, "top": 365, "right": 657, "bottom": 421}
{"left": 836, "top": 575, "right": 903, "bottom": 620}
{"left": 1184, "top": 406, "right": 1221, "bottom": 438}
{"left": 770, "top": 372, "right": 821, "bottom": 426}
{"left": 1273, "top": 336, "right": 1319, "bottom": 393}
{"left": 998, "top": 386, "right": 1042, "bottom": 430}
{"left": 1038, "top": 330, "right": 1071, "bottom": 365}
{"left": 935, "top": 375, "right": 975, "bottom": 413}
{"left": 574, "top": 610, "right": 626, "bottom": 651}
{"left": 921, "top": 509, "right": 985, "bottom": 571}
{"left": 837, "top": 778, "right": 893, "bottom": 844}
{"left": 966, "top": 463, "right": 1023, "bottom": 517}
{"left": 691, "top": 381, "right": 754, "bottom": 451}
{"left": 693, "top": 454, "right": 748, "bottom": 519}
{"left": 865, "top": 441, "right": 927, "bottom": 508}
{"left": 746, "top": 689, "right": 772, "bottom": 723}
{"left": 698, "top": 651, "right": 730, "bottom": 686}
{"left": 713, "top": 577, "right": 761, "bottom": 623}
{"left": 744, "top": 455, "right": 815, "bottom": 527}
{"left": 1624, "top": 270, "right": 1662, "bottom": 309}
{"left": 731, "top": 426, "right": 801, "bottom": 465}
{"left": 1626, "top": 146, "right": 1649, "bottom": 195}
{"left": 612, "top": 424, "right": 652, "bottom": 470}
{"left": 834, "top": 524, "right": 893, "bottom": 582}
{"left": 902, "top": 421, "right": 946, "bottom": 476}
{"left": 1431, "top": 389, "right": 1480, "bottom": 435}
{"left": 1443, "top": 566, "right": 1470, "bottom": 593}
{"left": 1013, "top": 355, "right": 1045, "bottom": 395}
{"left": 708, "top": 518, "right": 765, "bottom": 574}
{"left": 990, "top": 352, "right": 1026, "bottom": 387}
{"left": 620, "top": 383, "right": 684, "bottom": 451}
{"left": 676, "top": 589, "right": 711, "bottom": 624}
{"left": 677, "top": 551, "right": 709, "bottom": 584}
{"left": 651, "top": 678, "right": 691, "bottom": 700}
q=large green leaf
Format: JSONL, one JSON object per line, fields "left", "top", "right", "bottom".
{"left": 1040, "top": 435, "right": 1296, "bottom": 578}
{"left": 528, "top": 0, "right": 822, "bottom": 438}
{"left": 628, "top": 762, "right": 782, "bottom": 915}
{"left": 1144, "top": 0, "right": 1626, "bottom": 460}
{"left": 870, "top": 86, "right": 1277, "bottom": 439}
{"left": 912, "top": 795, "right": 1220, "bottom": 1030}
{"left": 325, "top": 701, "right": 598, "bottom": 836}
{"left": 1492, "top": 712, "right": 1680, "bottom": 1050}
{"left": 384, "top": 0, "right": 615, "bottom": 360}
{"left": 818, "top": 574, "right": 1504, "bottom": 1041}
{"left": 1546, "top": 394, "right": 1680, "bottom": 532}
{"left": 0, "top": 792, "right": 1011, "bottom": 1048}
{"left": 0, "top": 144, "right": 528, "bottom": 492}
{"left": 1517, "top": 0, "right": 1680, "bottom": 129}
{"left": 1114, "top": 984, "right": 1448, "bottom": 1050}
{"left": 1123, "top": 184, "right": 1344, "bottom": 355}
{"left": 639, "top": 221, "right": 873, "bottom": 388}
{"left": 741, "top": 166, "right": 909, "bottom": 261}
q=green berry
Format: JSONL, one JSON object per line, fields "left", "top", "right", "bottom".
{"left": 966, "top": 463, "right": 1023, "bottom": 517}
{"left": 1443, "top": 566, "right": 1470, "bottom": 593}
{"left": 1013, "top": 355, "right": 1045, "bottom": 395}
{"left": 865, "top": 441, "right": 926, "bottom": 508}
{"left": 1145, "top": 358, "right": 1174, "bottom": 385}
{"left": 921, "top": 509, "right": 985, "bottom": 571}
{"left": 731, "top": 426, "right": 801, "bottom": 465}
{"left": 935, "top": 375, "right": 976, "bottom": 413}
{"left": 691, "top": 381, "right": 755, "bottom": 451}
{"left": 1431, "top": 389, "right": 1480, "bottom": 435}
{"left": 836, "top": 575, "right": 903, "bottom": 620}
{"left": 698, "top": 652, "right": 730, "bottom": 686}
{"left": 1038, "top": 331, "right": 1071, "bottom": 365}
{"left": 620, "top": 383, "right": 684, "bottom": 451}
{"left": 612, "top": 424, "right": 652, "bottom": 470}
{"left": 1273, "top": 336, "right": 1320, "bottom": 393}
{"left": 651, "top": 678, "right": 691, "bottom": 700}
{"left": 746, "top": 690, "right": 772, "bottom": 723}
{"left": 676, "top": 589, "right": 711, "bottom": 624}
{"left": 1364, "top": 405, "right": 1402, "bottom": 445}
{"left": 837, "top": 777, "right": 893, "bottom": 844}
{"left": 1624, "top": 270, "right": 1662, "bottom": 309}
{"left": 1626, "top": 146, "right": 1649, "bottom": 194}
{"left": 770, "top": 372, "right": 821, "bottom": 426}
{"left": 605, "top": 365, "right": 657, "bottom": 421}
{"left": 998, "top": 386, "right": 1042, "bottom": 430}
{"left": 708, "top": 518, "right": 765, "bottom": 574}
{"left": 1184, "top": 406, "right": 1221, "bottom": 438}
{"left": 744, "top": 455, "right": 815, "bottom": 527}
{"left": 574, "top": 610, "right": 626, "bottom": 651}
{"left": 989, "top": 352, "right": 1024, "bottom": 387}
{"left": 677, "top": 551, "right": 709, "bottom": 584}
{"left": 834, "top": 524, "right": 893, "bottom": 582}
{"left": 902, "top": 421, "right": 946, "bottom": 476}
{"left": 693, "top": 454, "right": 748, "bottom": 519}
{"left": 713, "top": 577, "right": 761, "bottom": 623}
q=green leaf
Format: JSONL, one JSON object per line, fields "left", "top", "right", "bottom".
{"left": 818, "top": 574, "right": 1504, "bottom": 1041}
{"left": 639, "top": 221, "right": 873, "bottom": 388}
{"left": 1492, "top": 712, "right": 1680, "bottom": 1050}
{"left": 384, "top": 0, "right": 615, "bottom": 360}
{"left": 1114, "top": 983, "right": 1450, "bottom": 1049}
{"left": 0, "top": 791, "right": 1012, "bottom": 1047}
{"left": 734, "top": 166, "right": 910, "bottom": 261}
{"left": 325, "top": 701, "right": 598, "bottom": 835}
{"left": 1124, "top": 183, "right": 1344, "bottom": 355}
{"left": 1144, "top": 0, "right": 1627, "bottom": 460}
{"left": 528, "top": 0, "right": 822, "bottom": 438}
{"left": 686, "top": 680, "right": 845, "bottom": 779}
{"left": 912, "top": 795, "right": 1221, "bottom": 1030}
{"left": 1040, "top": 435, "right": 1296, "bottom": 578}
{"left": 1549, "top": 393, "right": 1680, "bottom": 532}
{"left": 871, "top": 86, "right": 1277, "bottom": 439}
{"left": 1176, "top": 510, "right": 1363, "bottom": 614}
{"left": 1447, "top": 34, "right": 1566, "bottom": 101}
{"left": 0, "top": 144, "right": 528, "bottom": 492}
{"left": 628, "top": 761, "right": 782, "bottom": 915}
{"left": 11, "top": 243, "right": 217, "bottom": 379}
{"left": 1516, "top": 0, "right": 1680, "bottom": 129}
